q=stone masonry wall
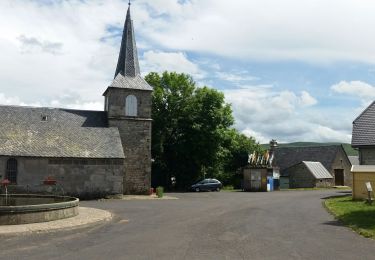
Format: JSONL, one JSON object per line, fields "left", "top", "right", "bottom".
{"left": 288, "top": 163, "right": 316, "bottom": 188}
{"left": 109, "top": 119, "right": 152, "bottom": 194}
{"left": 106, "top": 88, "right": 152, "bottom": 118}
{"left": 330, "top": 149, "right": 353, "bottom": 187}
{"left": 0, "top": 157, "right": 124, "bottom": 199}
{"left": 107, "top": 88, "right": 152, "bottom": 195}
{"left": 359, "top": 147, "right": 375, "bottom": 165}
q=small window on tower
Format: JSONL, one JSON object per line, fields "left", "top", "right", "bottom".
{"left": 41, "top": 115, "right": 49, "bottom": 122}
{"left": 125, "top": 95, "right": 137, "bottom": 116}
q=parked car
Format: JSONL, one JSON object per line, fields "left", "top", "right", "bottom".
{"left": 190, "top": 179, "right": 223, "bottom": 192}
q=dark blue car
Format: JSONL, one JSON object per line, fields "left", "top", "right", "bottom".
{"left": 190, "top": 179, "right": 222, "bottom": 192}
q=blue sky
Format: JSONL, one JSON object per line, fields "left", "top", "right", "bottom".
{"left": 1, "top": 0, "right": 375, "bottom": 143}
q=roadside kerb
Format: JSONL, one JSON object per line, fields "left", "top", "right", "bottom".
{"left": 0, "top": 207, "right": 112, "bottom": 236}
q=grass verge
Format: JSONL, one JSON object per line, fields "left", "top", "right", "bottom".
{"left": 282, "top": 187, "right": 352, "bottom": 191}
{"left": 325, "top": 196, "right": 375, "bottom": 239}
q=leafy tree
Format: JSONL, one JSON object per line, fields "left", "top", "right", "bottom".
{"left": 146, "top": 71, "right": 261, "bottom": 190}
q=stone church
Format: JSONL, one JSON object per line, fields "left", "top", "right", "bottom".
{"left": 0, "top": 5, "right": 152, "bottom": 197}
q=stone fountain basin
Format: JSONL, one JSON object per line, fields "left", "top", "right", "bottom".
{"left": 0, "top": 194, "right": 79, "bottom": 225}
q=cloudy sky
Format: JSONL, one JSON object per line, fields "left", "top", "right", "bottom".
{"left": 1, "top": 0, "right": 375, "bottom": 144}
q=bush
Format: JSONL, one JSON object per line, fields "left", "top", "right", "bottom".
{"left": 156, "top": 186, "right": 164, "bottom": 198}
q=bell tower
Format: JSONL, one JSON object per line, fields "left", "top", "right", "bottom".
{"left": 103, "top": 2, "right": 153, "bottom": 194}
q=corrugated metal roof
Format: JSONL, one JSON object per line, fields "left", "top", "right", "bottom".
{"left": 302, "top": 161, "right": 333, "bottom": 179}
{"left": 348, "top": 156, "right": 359, "bottom": 165}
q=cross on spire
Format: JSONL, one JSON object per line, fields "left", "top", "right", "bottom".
{"left": 114, "top": 2, "right": 140, "bottom": 78}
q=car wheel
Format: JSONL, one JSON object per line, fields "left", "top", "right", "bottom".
{"left": 215, "top": 187, "right": 220, "bottom": 192}
{"left": 195, "top": 187, "right": 200, "bottom": 192}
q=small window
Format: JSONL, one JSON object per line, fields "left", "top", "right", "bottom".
{"left": 105, "top": 96, "right": 109, "bottom": 111}
{"left": 41, "top": 115, "right": 49, "bottom": 122}
{"left": 125, "top": 95, "right": 137, "bottom": 116}
{"left": 6, "top": 158, "right": 17, "bottom": 184}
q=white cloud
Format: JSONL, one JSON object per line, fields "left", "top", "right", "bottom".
{"left": 300, "top": 91, "right": 317, "bottom": 107}
{"left": 0, "top": 92, "right": 103, "bottom": 111}
{"left": 331, "top": 81, "right": 375, "bottom": 102}
{"left": 136, "top": 0, "right": 375, "bottom": 64}
{"left": 216, "top": 71, "right": 259, "bottom": 83}
{"left": 224, "top": 87, "right": 349, "bottom": 143}
{"left": 140, "top": 51, "right": 204, "bottom": 79}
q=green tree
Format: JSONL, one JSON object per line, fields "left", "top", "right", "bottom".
{"left": 146, "top": 71, "right": 261, "bottom": 190}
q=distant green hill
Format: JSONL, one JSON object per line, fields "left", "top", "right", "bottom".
{"left": 261, "top": 142, "right": 358, "bottom": 156}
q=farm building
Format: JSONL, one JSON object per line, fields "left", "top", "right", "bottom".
{"left": 351, "top": 165, "right": 375, "bottom": 200}
{"left": 286, "top": 161, "right": 333, "bottom": 188}
{"left": 352, "top": 101, "right": 375, "bottom": 165}
{"left": 351, "top": 101, "right": 375, "bottom": 199}
{"left": 274, "top": 145, "right": 352, "bottom": 187}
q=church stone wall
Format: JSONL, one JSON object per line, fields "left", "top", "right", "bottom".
{"left": 0, "top": 157, "right": 124, "bottom": 199}
{"left": 107, "top": 88, "right": 152, "bottom": 195}
{"left": 107, "top": 88, "right": 152, "bottom": 118}
{"left": 109, "top": 119, "right": 152, "bottom": 195}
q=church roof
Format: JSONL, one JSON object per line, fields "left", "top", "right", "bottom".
{"left": 105, "top": 4, "right": 152, "bottom": 93}
{"left": 0, "top": 105, "right": 125, "bottom": 159}
{"left": 115, "top": 5, "right": 140, "bottom": 78}
{"left": 104, "top": 74, "right": 153, "bottom": 95}
{"left": 352, "top": 101, "right": 375, "bottom": 147}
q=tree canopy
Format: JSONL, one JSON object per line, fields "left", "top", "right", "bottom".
{"left": 145, "top": 72, "right": 261, "bottom": 190}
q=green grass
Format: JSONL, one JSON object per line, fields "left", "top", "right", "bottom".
{"left": 325, "top": 196, "right": 375, "bottom": 239}
{"left": 282, "top": 187, "right": 352, "bottom": 191}
{"left": 221, "top": 186, "right": 242, "bottom": 192}
{"left": 283, "top": 187, "right": 333, "bottom": 191}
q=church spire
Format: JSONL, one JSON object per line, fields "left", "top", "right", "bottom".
{"left": 115, "top": 2, "right": 140, "bottom": 78}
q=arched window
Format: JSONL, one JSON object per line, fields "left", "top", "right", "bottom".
{"left": 125, "top": 95, "right": 137, "bottom": 116}
{"left": 6, "top": 158, "right": 17, "bottom": 184}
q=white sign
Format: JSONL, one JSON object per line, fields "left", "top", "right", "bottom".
{"left": 365, "top": 182, "right": 373, "bottom": 192}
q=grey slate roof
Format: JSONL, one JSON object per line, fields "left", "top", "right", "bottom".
{"left": 274, "top": 145, "right": 345, "bottom": 175}
{"left": 104, "top": 5, "right": 153, "bottom": 94}
{"left": 115, "top": 5, "right": 140, "bottom": 78}
{"left": 352, "top": 101, "right": 375, "bottom": 147}
{"left": 301, "top": 161, "right": 333, "bottom": 179}
{"left": 348, "top": 156, "right": 359, "bottom": 165}
{"left": 0, "top": 105, "right": 125, "bottom": 159}
{"left": 108, "top": 74, "right": 153, "bottom": 91}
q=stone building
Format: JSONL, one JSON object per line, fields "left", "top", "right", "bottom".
{"left": 0, "top": 4, "right": 152, "bottom": 197}
{"left": 352, "top": 101, "right": 375, "bottom": 165}
{"left": 351, "top": 101, "right": 375, "bottom": 199}
{"left": 274, "top": 145, "right": 352, "bottom": 187}
{"left": 286, "top": 161, "right": 333, "bottom": 188}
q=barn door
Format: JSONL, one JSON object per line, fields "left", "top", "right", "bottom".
{"left": 334, "top": 169, "right": 344, "bottom": 186}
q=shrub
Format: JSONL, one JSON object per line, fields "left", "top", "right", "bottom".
{"left": 156, "top": 186, "right": 164, "bottom": 198}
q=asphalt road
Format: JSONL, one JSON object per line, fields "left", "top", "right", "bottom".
{"left": 0, "top": 190, "right": 374, "bottom": 260}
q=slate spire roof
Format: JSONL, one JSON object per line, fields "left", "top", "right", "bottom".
{"left": 115, "top": 4, "right": 140, "bottom": 78}
{"left": 104, "top": 3, "right": 153, "bottom": 94}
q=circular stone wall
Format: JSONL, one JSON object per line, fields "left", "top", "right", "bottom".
{"left": 0, "top": 194, "right": 79, "bottom": 225}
